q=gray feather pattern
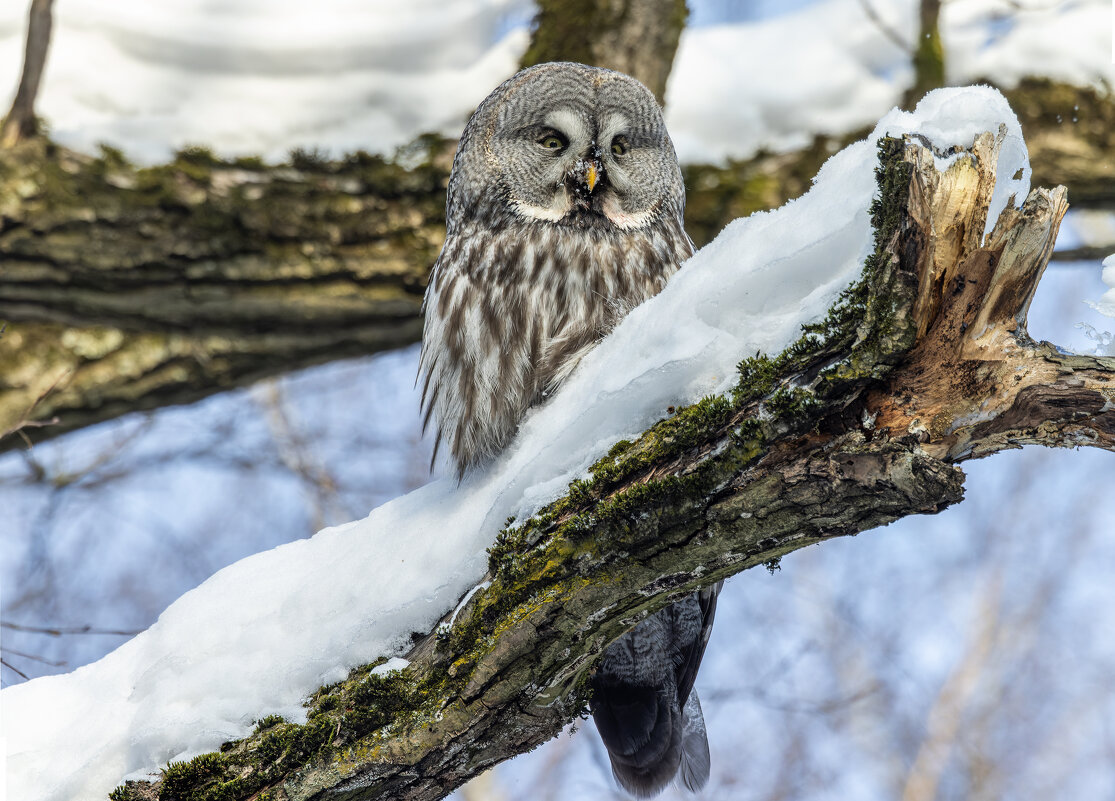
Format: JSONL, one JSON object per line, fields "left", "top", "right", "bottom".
{"left": 679, "top": 690, "right": 712, "bottom": 792}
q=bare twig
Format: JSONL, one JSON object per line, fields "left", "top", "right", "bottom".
{"left": 1, "top": 658, "right": 30, "bottom": 680}
{"left": 900, "top": 577, "right": 1001, "bottom": 801}
{"left": 0, "top": 366, "right": 72, "bottom": 447}
{"left": 2, "top": 648, "right": 66, "bottom": 667}
{"left": 859, "top": 0, "right": 912, "bottom": 53}
{"left": 1, "top": 621, "right": 143, "bottom": 637}
{"left": 256, "top": 381, "right": 346, "bottom": 530}
{"left": 996, "top": 0, "right": 1064, "bottom": 12}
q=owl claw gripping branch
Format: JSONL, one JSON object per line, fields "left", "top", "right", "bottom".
{"left": 419, "top": 62, "right": 720, "bottom": 797}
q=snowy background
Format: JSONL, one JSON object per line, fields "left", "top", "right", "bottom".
{"left": 2, "top": 1, "right": 1115, "bottom": 800}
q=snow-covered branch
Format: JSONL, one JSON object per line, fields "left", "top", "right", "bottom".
{"left": 91, "top": 100, "right": 1114, "bottom": 801}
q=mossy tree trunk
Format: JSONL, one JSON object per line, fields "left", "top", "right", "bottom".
{"left": 109, "top": 131, "right": 1115, "bottom": 801}
{"left": 2, "top": 79, "right": 1113, "bottom": 453}
{"left": 0, "top": 137, "right": 452, "bottom": 448}
{"left": 903, "top": 0, "right": 945, "bottom": 109}
{"left": 519, "top": 0, "right": 688, "bottom": 102}
{"left": 0, "top": 0, "right": 54, "bottom": 147}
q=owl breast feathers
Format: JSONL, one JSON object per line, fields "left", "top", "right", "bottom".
{"left": 419, "top": 62, "right": 720, "bottom": 797}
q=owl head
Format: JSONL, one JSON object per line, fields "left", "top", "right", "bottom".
{"left": 446, "top": 62, "right": 685, "bottom": 234}
{"left": 421, "top": 62, "right": 693, "bottom": 480}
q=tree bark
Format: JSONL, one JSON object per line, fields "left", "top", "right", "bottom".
{"left": 0, "top": 138, "right": 452, "bottom": 446}
{"left": 108, "top": 130, "right": 1115, "bottom": 801}
{"left": 2, "top": 80, "right": 1112, "bottom": 453}
{"left": 519, "top": 0, "right": 688, "bottom": 102}
{"left": 0, "top": 0, "right": 54, "bottom": 147}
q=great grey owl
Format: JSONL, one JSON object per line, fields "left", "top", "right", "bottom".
{"left": 419, "top": 62, "right": 721, "bottom": 797}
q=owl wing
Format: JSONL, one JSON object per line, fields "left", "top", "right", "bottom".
{"left": 675, "top": 581, "right": 721, "bottom": 710}
{"left": 419, "top": 248, "right": 540, "bottom": 476}
{"left": 591, "top": 584, "right": 722, "bottom": 797}
{"left": 673, "top": 582, "right": 721, "bottom": 793}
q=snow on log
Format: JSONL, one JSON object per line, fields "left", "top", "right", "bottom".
{"left": 4, "top": 87, "right": 1113, "bottom": 801}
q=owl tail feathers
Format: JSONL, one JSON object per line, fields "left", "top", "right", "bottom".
{"left": 593, "top": 684, "right": 713, "bottom": 797}
{"left": 678, "top": 690, "right": 712, "bottom": 793}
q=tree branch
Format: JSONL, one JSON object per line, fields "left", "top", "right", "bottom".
{"left": 110, "top": 128, "right": 1113, "bottom": 801}
{"left": 858, "top": 0, "right": 912, "bottom": 54}
{"left": 0, "top": 139, "right": 452, "bottom": 449}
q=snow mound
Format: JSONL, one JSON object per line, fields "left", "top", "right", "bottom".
{"left": 1, "top": 86, "right": 1029, "bottom": 801}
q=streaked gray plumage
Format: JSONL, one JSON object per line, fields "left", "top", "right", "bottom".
{"left": 418, "top": 62, "right": 720, "bottom": 796}
{"left": 592, "top": 584, "right": 722, "bottom": 796}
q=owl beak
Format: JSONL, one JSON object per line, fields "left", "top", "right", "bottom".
{"left": 567, "top": 149, "right": 606, "bottom": 206}
{"left": 579, "top": 147, "right": 606, "bottom": 194}
{"left": 585, "top": 163, "right": 599, "bottom": 192}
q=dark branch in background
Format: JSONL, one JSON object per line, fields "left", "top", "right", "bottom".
{"left": 520, "top": 0, "right": 688, "bottom": 102}
{"left": 0, "top": 0, "right": 54, "bottom": 147}
{"left": 1, "top": 621, "right": 144, "bottom": 637}
{"left": 109, "top": 132, "right": 1115, "bottom": 801}
{"left": 2, "top": 659, "right": 30, "bottom": 680}
{"left": 1, "top": 621, "right": 142, "bottom": 683}
{"left": 1051, "top": 245, "right": 1115, "bottom": 263}
{"left": 3, "top": 648, "right": 64, "bottom": 666}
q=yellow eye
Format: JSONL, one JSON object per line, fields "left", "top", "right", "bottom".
{"left": 539, "top": 134, "right": 565, "bottom": 150}
{"left": 611, "top": 138, "right": 628, "bottom": 156}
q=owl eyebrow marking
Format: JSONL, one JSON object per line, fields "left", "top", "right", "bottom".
{"left": 543, "top": 108, "right": 591, "bottom": 144}
{"left": 598, "top": 111, "right": 631, "bottom": 135}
